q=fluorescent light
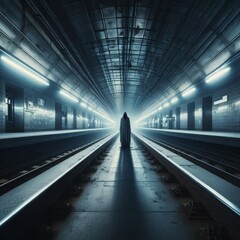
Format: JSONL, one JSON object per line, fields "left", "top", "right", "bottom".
{"left": 151, "top": 110, "right": 157, "bottom": 114}
{"left": 163, "top": 102, "right": 170, "bottom": 108}
{"left": 1, "top": 54, "right": 49, "bottom": 86}
{"left": 88, "top": 106, "right": 93, "bottom": 111}
{"left": 80, "top": 102, "right": 87, "bottom": 108}
{"left": 158, "top": 106, "right": 162, "bottom": 111}
{"left": 213, "top": 95, "right": 228, "bottom": 105}
{"left": 171, "top": 97, "right": 178, "bottom": 104}
{"left": 59, "top": 90, "right": 78, "bottom": 102}
{"left": 205, "top": 67, "right": 231, "bottom": 83}
{"left": 182, "top": 86, "right": 196, "bottom": 97}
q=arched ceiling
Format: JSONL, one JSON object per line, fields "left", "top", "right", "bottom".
{"left": 1, "top": 0, "right": 240, "bottom": 118}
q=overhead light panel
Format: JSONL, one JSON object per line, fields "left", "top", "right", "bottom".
{"left": 205, "top": 66, "right": 231, "bottom": 84}
{"left": 213, "top": 95, "right": 228, "bottom": 105}
{"left": 59, "top": 90, "right": 78, "bottom": 103}
{"left": 171, "top": 97, "right": 179, "bottom": 104}
{"left": 182, "top": 86, "right": 196, "bottom": 97}
{"left": 151, "top": 110, "right": 157, "bottom": 115}
{"left": 80, "top": 102, "right": 87, "bottom": 108}
{"left": 163, "top": 102, "right": 170, "bottom": 108}
{"left": 1, "top": 53, "right": 49, "bottom": 86}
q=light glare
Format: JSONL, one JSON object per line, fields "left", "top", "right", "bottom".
{"left": 1, "top": 55, "right": 49, "bottom": 86}
{"left": 182, "top": 86, "right": 196, "bottom": 97}
{"left": 59, "top": 90, "right": 78, "bottom": 103}
{"left": 205, "top": 67, "right": 230, "bottom": 83}
{"left": 171, "top": 97, "right": 179, "bottom": 103}
{"left": 80, "top": 102, "right": 87, "bottom": 108}
{"left": 163, "top": 102, "right": 170, "bottom": 108}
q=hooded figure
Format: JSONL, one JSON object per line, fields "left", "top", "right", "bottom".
{"left": 120, "top": 112, "right": 131, "bottom": 147}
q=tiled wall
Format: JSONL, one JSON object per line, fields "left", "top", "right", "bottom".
{"left": 0, "top": 79, "right": 104, "bottom": 132}
{"left": 145, "top": 79, "right": 240, "bottom": 132}
{"left": 76, "top": 110, "right": 85, "bottom": 129}
{"left": 0, "top": 79, "right": 5, "bottom": 132}
{"left": 180, "top": 104, "right": 188, "bottom": 129}
{"left": 195, "top": 98, "right": 202, "bottom": 130}
{"left": 67, "top": 107, "right": 74, "bottom": 129}
{"left": 212, "top": 81, "right": 240, "bottom": 132}
{"left": 24, "top": 89, "right": 55, "bottom": 131}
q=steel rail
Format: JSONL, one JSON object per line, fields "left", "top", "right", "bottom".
{"left": 137, "top": 133, "right": 240, "bottom": 187}
{"left": 0, "top": 132, "right": 118, "bottom": 239}
{"left": 0, "top": 134, "right": 112, "bottom": 196}
{"left": 134, "top": 132, "right": 240, "bottom": 240}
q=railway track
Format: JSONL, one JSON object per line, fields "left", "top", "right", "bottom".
{"left": 0, "top": 133, "right": 239, "bottom": 240}
{"left": 134, "top": 132, "right": 240, "bottom": 240}
{"left": 0, "top": 133, "right": 117, "bottom": 239}
{"left": 0, "top": 134, "right": 113, "bottom": 196}
{"left": 136, "top": 133, "right": 240, "bottom": 187}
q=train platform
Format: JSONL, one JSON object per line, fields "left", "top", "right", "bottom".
{"left": 1, "top": 128, "right": 239, "bottom": 149}
{"left": 137, "top": 128, "right": 240, "bottom": 147}
{"left": 0, "top": 128, "right": 114, "bottom": 149}
{"left": 0, "top": 128, "right": 115, "bottom": 182}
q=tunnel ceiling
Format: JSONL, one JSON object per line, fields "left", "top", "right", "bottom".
{"left": 1, "top": 0, "right": 240, "bottom": 117}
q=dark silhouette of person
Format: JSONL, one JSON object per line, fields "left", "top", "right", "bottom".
{"left": 120, "top": 112, "right": 131, "bottom": 147}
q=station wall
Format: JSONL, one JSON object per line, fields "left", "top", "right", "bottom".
{"left": 0, "top": 76, "right": 105, "bottom": 132}
{"left": 0, "top": 79, "right": 5, "bottom": 132}
{"left": 146, "top": 80, "right": 240, "bottom": 132}
{"left": 212, "top": 81, "right": 240, "bottom": 131}
{"left": 24, "top": 88, "right": 55, "bottom": 131}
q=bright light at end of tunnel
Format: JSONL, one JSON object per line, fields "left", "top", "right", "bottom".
{"left": 205, "top": 66, "right": 231, "bottom": 84}
{"left": 59, "top": 90, "right": 78, "bottom": 103}
{"left": 182, "top": 86, "right": 196, "bottom": 97}
{"left": 1, "top": 54, "right": 49, "bottom": 86}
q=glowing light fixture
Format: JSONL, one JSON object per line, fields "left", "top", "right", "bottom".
{"left": 182, "top": 86, "right": 196, "bottom": 97}
{"left": 205, "top": 66, "right": 231, "bottom": 84}
{"left": 213, "top": 95, "right": 228, "bottom": 105}
{"left": 151, "top": 110, "right": 157, "bottom": 115}
{"left": 171, "top": 97, "right": 179, "bottom": 104}
{"left": 80, "top": 102, "right": 87, "bottom": 108}
{"left": 163, "top": 102, "right": 170, "bottom": 108}
{"left": 59, "top": 90, "right": 78, "bottom": 103}
{"left": 158, "top": 106, "right": 163, "bottom": 111}
{"left": 1, "top": 54, "right": 49, "bottom": 86}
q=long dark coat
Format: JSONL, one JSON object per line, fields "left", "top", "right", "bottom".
{"left": 120, "top": 114, "right": 131, "bottom": 147}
